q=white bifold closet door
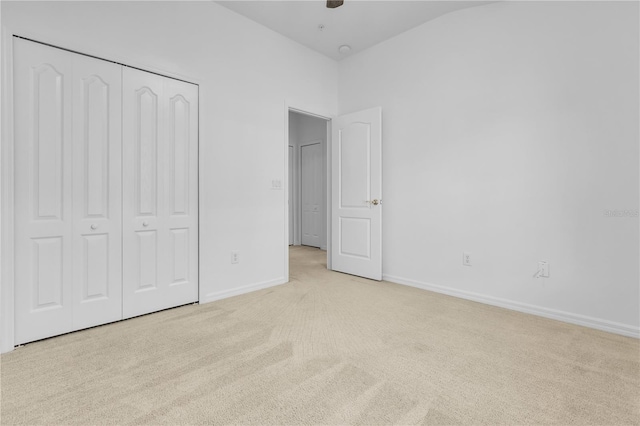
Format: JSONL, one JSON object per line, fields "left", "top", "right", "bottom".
{"left": 122, "top": 67, "right": 199, "bottom": 319}
{"left": 14, "top": 38, "right": 123, "bottom": 344}
{"left": 14, "top": 38, "right": 199, "bottom": 345}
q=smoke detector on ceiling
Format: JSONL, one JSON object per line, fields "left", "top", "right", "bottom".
{"left": 338, "top": 45, "right": 351, "bottom": 55}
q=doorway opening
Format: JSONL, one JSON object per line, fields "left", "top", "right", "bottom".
{"left": 286, "top": 109, "right": 330, "bottom": 277}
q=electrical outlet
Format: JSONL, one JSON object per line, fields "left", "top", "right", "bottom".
{"left": 538, "top": 261, "right": 549, "bottom": 278}
{"left": 231, "top": 250, "right": 240, "bottom": 264}
{"left": 463, "top": 252, "right": 472, "bottom": 266}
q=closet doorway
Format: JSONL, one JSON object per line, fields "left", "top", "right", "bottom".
{"left": 11, "top": 37, "right": 199, "bottom": 345}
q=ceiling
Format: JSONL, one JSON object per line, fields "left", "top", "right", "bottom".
{"left": 216, "top": 1, "right": 493, "bottom": 60}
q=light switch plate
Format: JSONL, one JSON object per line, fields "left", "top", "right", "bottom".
{"left": 538, "top": 261, "right": 549, "bottom": 278}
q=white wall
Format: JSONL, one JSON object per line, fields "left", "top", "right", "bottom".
{"left": 288, "top": 111, "right": 328, "bottom": 248}
{"left": 338, "top": 1, "right": 640, "bottom": 335}
{"left": 2, "top": 0, "right": 637, "bottom": 348}
{"left": 1, "top": 0, "right": 338, "bottom": 350}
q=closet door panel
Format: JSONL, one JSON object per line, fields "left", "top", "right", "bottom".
{"left": 122, "top": 68, "right": 165, "bottom": 318}
{"left": 136, "top": 87, "right": 159, "bottom": 217}
{"left": 122, "top": 68, "right": 198, "bottom": 319}
{"left": 71, "top": 53, "right": 123, "bottom": 330}
{"left": 14, "top": 38, "right": 74, "bottom": 344}
{"left": 164, "top": 78, "right": 198, "bottom": 302}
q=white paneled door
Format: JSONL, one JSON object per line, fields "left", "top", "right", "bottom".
{"left": 14, "top": 38, "right": 123, "bottom": 344}
{"left": 122, "top": 67, "right": 199, "bottom": 319}
{"left": 13, "top": 38, "right": 199, "bottom": 345}
{"left": 71, "top": 47, "right": 124, "bottom": 331}
{"left": 331, "top": 107, "right": 382, "bottom": 281}
{"left": 301, "top": 142, "right": 322, "bottom": 248}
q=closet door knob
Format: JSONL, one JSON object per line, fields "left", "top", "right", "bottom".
{"left": 90, "top": 224, "right": 98, "bottom": 230}
{"left": 143, "top": 221, "right": 149, "bottom": 227}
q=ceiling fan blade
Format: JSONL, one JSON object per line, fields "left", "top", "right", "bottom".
{"left": 326, "top": 0, "right": 344, "bottom": 8}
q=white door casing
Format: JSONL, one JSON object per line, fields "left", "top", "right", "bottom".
{"left": 13, "top": 38, "right": 123, "bottom": 344}
{"left": 301, "top": 142, "right": 322, "bottom": 248}
{"left": 122, "top": 67, "right": 198, "bottom": 319}
{"left": 331, "top": 107, "right": 382, "bottom": 280}
{"left": 289, "top": 145, "right": 294, "bottom": 245}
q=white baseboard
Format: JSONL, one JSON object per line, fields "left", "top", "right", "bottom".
{"left": 201, "top": 277, "right": 287, "bottom": 304}
{"left": 383, "top": 274, "right": 640, "bottom": 339}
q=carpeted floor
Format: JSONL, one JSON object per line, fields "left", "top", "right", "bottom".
{"left": 1, "top": 245, "right": 639, "bottom": 425}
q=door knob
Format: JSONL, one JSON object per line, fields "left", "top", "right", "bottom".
{"left": 371, "top": 199, "right": 380, "bottom": 205}
{"left": 142, "top": 221, "right": 149, "bottom": 227}
{"left": 90, "top": 224, "right": 98, "bottom": 230}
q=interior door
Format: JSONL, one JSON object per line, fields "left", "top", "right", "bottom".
{"left": 14, "top": 39, "right": 124, "bottom": 344}
{"left": 122, "top": 67, "right": 198, "bottom": 319}
{"left": 71, "top": 51, "right": 123, "bottom": 330}
{"left": 14, "top": 38, "right": 74, "bottom": 344}
{"left": 301, "top": 142, "right": 322, "bottom": 248}
{"left": 331, "top": 107, "right": 382, "bottom": 280}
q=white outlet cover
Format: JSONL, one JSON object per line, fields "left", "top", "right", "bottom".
{"left": 271, "top": 179, "right": 282, "bottom": 190}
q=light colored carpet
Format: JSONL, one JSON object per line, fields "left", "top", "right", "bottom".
{"left": 1, "top": 245, "right": 639, "bottom": 425}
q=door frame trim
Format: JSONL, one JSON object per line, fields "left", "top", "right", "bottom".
{"left": 288, "top": 144, "right": 295, "bottom": 246}
{"left": 0, "top": 31, "right": 203, "bottom": 353}
{"left": 1, "top": 27, "right": 17, "bottom": 354}
{"left": 284, "top": 102, "right": 332, "bottom": 283}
